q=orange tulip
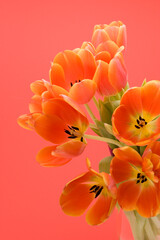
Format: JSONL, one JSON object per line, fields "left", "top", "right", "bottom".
{"left": 49, "top": 50, "right": 97, "bottom": 104}
{"left": 18, "top": 95, "right": 89, "bottom": 166}
{"left": 92, "top": 21, "right": 127, "bottom": 49}
{"left": 110, "top": 143, "right": 160, "bottom": 217}
{"left": 29, "top": 79, "right": 69, "bottom": 113}
{"left": 60, "top": 159, "right": 117, "bottom": 225}
{"left": 112, "top": 80, "right": 160, "bottom": 146}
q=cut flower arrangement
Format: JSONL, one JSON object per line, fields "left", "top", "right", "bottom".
{"left": 18, "top": 21, "right": 160, "bottom": 240}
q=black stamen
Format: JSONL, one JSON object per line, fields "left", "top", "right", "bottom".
{"left": 137, "top": 119, "right": 140, "bottom": 124}
{"left": 137, "top": 173, "right": 141, "bottom": 178}
{"left": 135, "top": 125, "right": 140, "bottom": 129}
{"left": 89, "top": 185, "right": 97, "bottom": 191}
{"left": 70, "top": 82, "right": 73, "bottom": 87}
{"left": 95, "top": 186, "right": 103, "bottom": 198}
{"left": 81, "top": 137, "right": 83, "bottom": 142}
{"left": 136, "top": 180, "right": 140, "bottom": 184}
{"left": 71, "top": 126, "right": 79, "bottom": 130}
{"left": 68, "top": 125, "right": 72, "bottom": 130}
{"left": 68, "top": 136, "right": 77, "bottom": 139}
{"left": 139, "top": 116, "right": 142, "bottom": 120}
{"left": 90, "top": 186, "right": 100, "bottom": 193}
{"left": 145, "top": 122, "right": 147, "bottom": 125}
{"left": 64, "top": 130, "right": 71, "bottom": 135}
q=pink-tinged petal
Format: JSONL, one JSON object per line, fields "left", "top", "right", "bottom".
{"left": 93, "top": 60, "right": 116, "bottom": 95}
{"left": 96, "top": 40, "right": 119, "bottom": 58}
{"left": 53, "top": 50, "right": 84, "bottom": 85}
{"left": 29, "top": 95, "right": 42, "bottom": 113}
{"left": 108, "top": 53, "right": 127, "bottom": 92}
{"left": 117, "top": 180, "right": 141, "bottom": 211}
{"left": 50, "top": 85, "right": 69, "bottom": 97}
{"left": 136, "top": 184, "right": 159, "bottom": 217}
{"left": 86, "top": 194, "right": 116, "bottom": 225}
{"left": 68, "top": 79, "right": 97, "bottom": 104}
{"left": 117, "top": 25, "right": 127, "bottom": 48}
{"left": 113, "top": 147, "right": 142, "bottom": 167}
{"left": 120, "top": 87, "right": 143, "bottom": 116}
{"left": 49, "top": 63, "right": 68, "bottom": 89}
{"left": 110, "top": 156, "right": 136, "bottom": 183}
{"left": 36, "top": 145, "right": 71, "bottom": 167}
{"left": 92, "top": 29, "right": 110, "bottom": 48}
{"left": 141, "top": 80, "right": 160, "bottom": 118}
{"left": 17, "top": 113, "right": 41, "bottom": 130}
{"left": 34, "top": 114, "right": 68, "bottom": 144}
{"left": 95, "top": 51, "right": 111, "bottom": 63}
{"left": 30, "top": 80, "right": 48, "bottom": 95}
{"left": 42, "top": 98, "right": 89, "bottom": 130}
{"left": 53, "top": 140, "right": 86, "bottom": 158}
{"left": 149, "top": 141, "right": 160, "bottom": 156}
{"left": 81, "top": 41, "right": 96, "bottom": 55}
{"left": 104, "top": 26, "right": 119, "bottom": 43}
{"left": 78, "top": 49, "right": 96, "bottom": 79}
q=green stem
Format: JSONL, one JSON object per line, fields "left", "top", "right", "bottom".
{"left": 85, "top": 104, "right": 97, "bottom": 123}
{"left": 92, "top": 96, "right": 99, "bottom": 109}
{"left": 84, "top": 134, "right": 124, "bottom": 147}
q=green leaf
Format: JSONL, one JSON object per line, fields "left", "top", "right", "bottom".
{"left": 99, "top": 156, "right": 113, "bottom": 173}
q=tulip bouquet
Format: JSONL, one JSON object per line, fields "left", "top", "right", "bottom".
{"left": 18, "top": 21, "right": 160, "bottom": 240}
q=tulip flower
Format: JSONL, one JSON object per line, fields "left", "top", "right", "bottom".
{"left": 49, "top": 50, "right": 97, "bottom": 104}
{"left": 92, "top": 21, "right": 127, "bottom": 49}
{"left": 110, "top": 143, "right": 160, "bottom": 217}
{"left": 60, "top": 158, "right": 117, "bottom": 225}
{"left": 18, "top": 95, "right": 89, "bottom": 166}
{"left": 112, "top": 80, "right": 160, "bottom": 146}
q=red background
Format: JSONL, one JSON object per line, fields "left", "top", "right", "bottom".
{"left": 1, "top": 0, "right": 160, "bottom": 239}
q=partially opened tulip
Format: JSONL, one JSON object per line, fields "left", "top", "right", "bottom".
{"left": 110, "top": 144, "right": 160, "bottom": 217}
{"left": 60, "top": 158, "right": 117, "bottom": 225}
{"left": 112, "top": 80, "right": 160, "bottom": 146}
{"left": 49, "top": 50, "right": 97, "bottom": 104}
{"left": 18, "top": 95, "right": 89, "bottom": 166}
{"left": 92, "top": 21, "right": 127, "bottom": 49}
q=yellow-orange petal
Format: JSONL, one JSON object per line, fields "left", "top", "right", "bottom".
{"left": 149, "top": 141, "right": 160, "bottom": 156}
{"left": 92, "top": 29, "right": 110, "bottom": 48}
{"left": 49, "top": 63, "right": 68, "bottom": 89}
{"left": 136, "top": 184, "right": 159, "bottom": 217}
{"left": 104, "top": 26, "right": 119, "bottom": 44}
{"left": 93, "top": 60, "right": 116, "bottom": 95}
{"left": 117, "top": 180, "right": 141, "bottom": 211}
{"left": 108, "top": 53, "right": 127, "bottom": 92}
{"left": 120, "top": 87, "right": 143, "bottom": 116}
{"left": 141, "top": 80, "right": 160, "bottom": 118}
{"left": 96, "top": 40, "right": 119, "bottom": 58}
{"left": 78, "top": 49, "right": 96, "bottom": 79}
{"left": 36, "top": 145, "right": 71, "bottom": 167}
{"left": 53, "top": 140, "right": 86, "bottom": 158}
{"left": 53, "top": 50, "right": 84, "bottom": 85}
{"left": 113, "top": 147, "right": 142, "bottom": 167}
{"left": 34, "top": 114, "right": 68, "bottom": 144}
{"left": 81, "top": 41, "right": 96, "bottom": 55}
{"left": 86, "top": 194, "right": 116, "bottom": 225}
{"left": 68, "top": 79, "right": 97, "bottom": 104}
{"left": 29, "top": 95, "right": 42, "bottom": 113}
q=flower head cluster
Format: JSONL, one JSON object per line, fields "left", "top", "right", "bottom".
{"left": 18, "top": 21, "right": 160, "bottom": 236}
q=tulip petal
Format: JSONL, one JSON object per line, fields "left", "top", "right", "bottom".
{"left": 86, "top": 194, "right": 116, "bottom": 225}
{"left": 49, "top": 63, "right": 68, "bottom": 89}
{"left": 113, "top": 147, "right": 142, "bottom": 167}
{"left": 30, "top": 80, "right": 48, "bottom": 95}
{"left": 108, "top": 53, "right": 127, "bottom": 92}
{"left": 17, "top": 113, "right": 41, "bottom": 130}
{"left": 95, "top": 51, "right": 111, "bottom": 63}
{"left": 36, "top": 145, "right": 71, "bottom": 167}
{"left": 92, "top": 29, "right": 110, "bottom": 48}
{"left": 96, "top": 40, "right": 119, "bottom": 58}
{"left": 93, "top": 60, "right": 116, "bottom": 95}
{"left": 104, "top": 26, "right": 119, "bottom": 43}
{"left": 34, "top": 114, "right": 68, "bottom": 144}
{"left": 68, "top": 79, "right": 97, "bottom": 104}
{"left": 53, "top": 50, "right": 84, "bottom": 85}
{"left": 78, "top": 49, "right": 96, "bottom": 79}
{"left": 29, "top": 95, "right": 42, "bottom": 113}
{"left": 117, "top": 25, "right": 127, "bottom": 48}
{"left": 53, "top": 140, "right": 86, "bottom": 158}
{"left": 117, "top": 180, "right": 141, "bottom": 211}
{"left": 136, "top": 184, "right": 159, "bottom": 217}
